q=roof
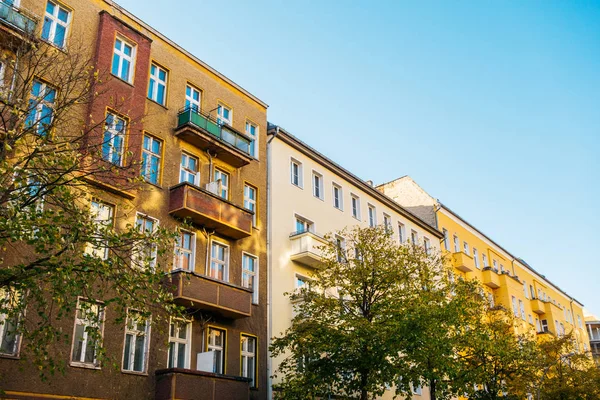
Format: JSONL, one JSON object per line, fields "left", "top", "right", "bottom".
{"left": 268, "top": 124, "right": 444, "bottom": 239}
{"left": 104, "top": 0, "right": 268, "bottom": 109}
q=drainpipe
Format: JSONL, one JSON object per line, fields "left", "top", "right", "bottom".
{"left": 266, "top": 125, "right": 279, "bottom": 400}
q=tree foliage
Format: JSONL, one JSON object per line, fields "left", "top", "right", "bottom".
{"left": 0, "top": 34, "right": 182, "bottom": 377}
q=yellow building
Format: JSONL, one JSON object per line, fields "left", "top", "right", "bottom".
{"left": 378, "top": 176, "right": 589, "bottom": 348}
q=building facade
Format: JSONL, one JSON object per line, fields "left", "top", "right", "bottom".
{"left": 586, "top": 315, "right": 600, "bottom": 363}
{"left": 0, "top": 0, "right": 268, "bottom": 399}
{"left": 378, "top": 176, "right": 589, "bottom": 348}
{"left": 266, "top": 126, "right": 444, "bottom": 399}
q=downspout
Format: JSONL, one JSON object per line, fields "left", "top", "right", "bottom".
{"left": 266, "top": 125, "right": 279, "bottom": 400}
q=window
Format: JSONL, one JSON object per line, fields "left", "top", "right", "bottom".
{"left": 290, "top": 159, "right": 303, "bottom": 187}
{"left": 312, "top": 171, "right": 323, "bottom": 200}
{"left": 0, "top": 289, "right": 21, "bottom": 356}
{"left": 351, "top": 195, "right": 360, "bottom": 219}
{"left": 134, "top": 214, "right": 158, "bottom": 269}
{"left": 41, "top": 1, "right": 70, "bottom": 48}
{"left": 383, "top": 214, "right": 392, "bottom": 232}
{"left": 473, "top": 248, "right": 480, "bottom": 268}
{"left": 147, "top": 63, "right": 168, "bottom": 105}
{"left": 213, "top": 169, "right": 229, "bottom": 200}
{"left": 216, "top": 103, "right": 232, "bottom": 126}
{"left": 412, "top": 384, "right": 423, "bottom": 395}
{"left": 71, "top": 300, "right": 104, "bottom": 367}
{"left": 335, "top": 236, "right": 346, "bottom": 262}
{"left": 578, "top": 315, "right": 582, "bottom": 329}
{"left": 246, "top": 121, "right": 258, "bottom": 158}
{"left": 122, "top": 311, "right": 150, "bottom": 373}
{"left": 185, "top": 84, "right": 201, "bottom": 112}
{"left": 411, "top": 230, "right": 418, "bottom": 245}
{"left": 398, "top": 223, "right": 405, "bottom": 243}
{"left": 180, "top": 153, "right": 199, "bottom": 185}
{"left": 141, "top": 134, "right": 162, "bottom": 185}
{"left": 168, "top": 320, "right": 190, "bottom": 369}
{"left": 0, "top": 61, "right": 4, "bottom": 88}
{"left": 519, "top": 300, "right": 525, "bottom": 320}
{"left": 424, "top": 237, "right": 431, "bottom": 255}
{"left": 295, "top": 274, "right": 309, "bottom": 289}
{"left": 295, "top": 216, "right": 313, "bottom": 234}
{"left": 530, "top": 285, "right": 535, "bottom": 299}
{"left": 241, "top": 335, "right": 257, "bottom": 387}
{"left": 207, "top": 327, "right": 226, "bottom": 374}
{"left": 112, "top": 36, "right": 135, "bottom": 83}
{"left": 511, "top": 296, "right": 518, "bottom": 317}
{"left": 244, "top": 184, "right": 257, "bottom": 226}
{"left": 500, "top": 264, "right": 505, "bottom": 273}
{"left": 242, "top": 253, "right": 258, "bottom": 304}
{"left": 442, "top": 229, "right": 449, "bottom": 250}
{"left": 463, "top": 242, "right": 469, "bottom": 255}
{"left": 482, "top": 253, "right": 489, "bottom": 268}
{"left": 209, "top": 241, "right": 229, "bottom": 281}
{"left": 25, "top": 80, "right": 55, "bottom": 136}
{"left": 368, "top": 205, "right": 376, "bottom": 227}
{"left": 174, "top": 230, "right": 195, "bottom": 271}
{"left": 332, "top": 183, "right": 343, "bottom": 210}
{"left": 488, "top": 293, "right": 495, "bottom": 308}
{"left": 523, "top": 281, "right": 529, "bottom": 299}
{"left": 493, "top": 260, "right": 499, "bottom": 271}
{"left": 529, "top": 314, "right": 533, "bottom": 325}
{"left": 85, "top": 200, "right": 114, "bottom": 259}
{"left": 102, "top": 113, "right": 126, "bottom": 166}
{"left": 453, "top": 235, "right": 459, "bottom": 252}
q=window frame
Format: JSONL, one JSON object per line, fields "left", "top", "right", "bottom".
{"left": 332, "top": 182, "right": 343, "bottom": 210}
{"left": 294, "top": 214, "right": 314, "bottom": 234}
{"left": 141, "top": 133, "right": 163, "bottom": 185}
{"left": 423, "top": 237, "right": 431, "bottom": 255}
{"left": 112, "top": 35, "right": 136, "bottom": 84}
{"left": 312, "top": 170, "right": 324, "bottom": 200}
{"left": 26, "top": 79, "right": 56, "bottom": 137}
{"left": 208, "top": 240, "right": 229, "bottom": 282}
{"left": 147, "top": 62, "right": 168, "bottom": 106}
{"left": 70, "top": 298, "right": 105, "bottom": 369}
{"left": 350, "top": 194, "right": 360, "bottom": 220}
{"left": 102, "top": 111, "right": 127, "bottom": 166}
{"left": 167, "top": 318, "right": 191, "bottom": 369}
{"left": 473, "top": 248, "right": 480, "bottom": 268}
{"left": 0, "top": 289, "right": 22, "bottom": 357}
{"left": 453, "top": 235, "right": 459, "bottom": 252}
{"left": 206, "top": 326, "right": 227, "bottom": 374}
{"left": 134, "top": 213, "right": 159, "bottom": 269}
{"left": 216, "top": 102, "right": 232, "bottom": 126}
{"left": 245, "top": 120, "right": 259, "bottom": 158}
{"left": 240, "top": 334, "right": 258, "bottom": 388}
{"left": 85, "top": 199, "right": 115, "bottom": 260}
{"left": 41, "top": 0, "right": 71, "bottom": 49}
{"left": 243, "top": 183, "right": 258, "bottom": 227}
{"left": 290, "top": 158, "right": 303, "bottom": 188}
{"left": 411, "top": 230, "right": 419, "bottom": 245}
{"left": 442, "top": 228, "right": 449, "bottom": 250}
{"left": 398, "top": 222, "right": 406, "bottom": 243}
{"left": 383, "top": 213, "right": 392, "bottom": 232}
{"left": 185, "top": 83, "right": 202, "bottom": 112}
{"left": 180, "top": 152, "right": 199, "bottom": 185}
{"left": 173, "top": 229, "right": 195, "bottom": 271}
{"left": 121, "top": 310, "right": 151, "bottom": 374}
{"left": 242, "top": 252, "right": 259, "bottom": 305}
{"left": 213, "top": 168, "right": 230, "bottom": 200}
{"left": 367, "top": 204, "right": 376, "bottom": 227}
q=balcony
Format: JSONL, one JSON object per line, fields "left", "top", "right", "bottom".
{"left": 0, "top": 3, "right": 36, "bottom": 38}
{"left": 530, "top": 298, "right": 546, "bottom": 315}
{"left": 175, "top": 108, "right": 253, "bottom": 168}
{"left": 155, "top": 368, "right": 250, "bottom": 400}
{"left": 170, "top": 270, "right": 252, "bottom": 319}
{"left": 451, "top": 251, "right": 476, "bottom": 273}
{"left": 289, "top": 230, "right": 328, "bottom": 269}
{"left": 482, "top": 267, "right": 500, "bottom": 289}
{"left": 169, "top": 182, "right": 253, "bottom": 240}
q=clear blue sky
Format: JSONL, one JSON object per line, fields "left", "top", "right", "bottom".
{"left": 118, "top": 0, "right": 600, "bottom": 314}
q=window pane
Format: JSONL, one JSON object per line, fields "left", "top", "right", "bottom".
{"left": 123, "top": 334, "right": 132, "bottom": 370}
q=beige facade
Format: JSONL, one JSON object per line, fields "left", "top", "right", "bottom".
{"left": 266, "top": 126, "right": 443, "bottom": 399}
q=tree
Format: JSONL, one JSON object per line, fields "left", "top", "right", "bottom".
{"left": 0, "top": 31, "right": 182, "bottom": 377}
{"left": 270, "top": 225, "right": 482, "bottom": 400}
{"left": 533, "top": 332, "right": 600, "bottom": 400}
{"left": 456, "top": 305, "right": 538, "bottom": 400}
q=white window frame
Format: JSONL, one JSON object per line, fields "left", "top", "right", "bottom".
{"left": 148, "top": 63, "right": 168, "bottom": 105}
{"left": 511, "top": 296, "right": 518, "bottom": 317}
{"left": 0, "top": 289, "right": 22, "bottom": 357}
{"left": 209, "top": 240, "right": 229, "bottom": 282}
{"left": 523, "top": 281, "right": 529, "bottom": 299}
{"left": 174, "top": 230, "right": 195, "bottom": 271}
{"left": 383, "top": 213, "right": 392, "bottom": 232}
{"left": 141, "top": 134, "right": 162, "bottom": 185}
{"left": 112, "top": 36, "right": 136, "bottom": 83}
{"left": 102, "top": 112, "right": 126, "bottom": 166}
{"left": 294, "top": 214, "right": 314, "bottom": 234}
{"left": 335, "top": 235, "right": 346, "bottom": 262}
{"left": 312, "top": 171, "right": 323, "bottom": 200}
{"left": 423, "top": 237, "right": 431, "bottom": 255}
{"left": 70, "top": 299, "right": 104, "bottom": 368}
{"left": 242, "top": 252, "right": 259, "bottom": 304}
{"left": 411, "top": 230, "right": 419, "bottom": 245}
{"left": 442, "top": 228, "right": 449, "bottom": 250}
{"left": 290, "top": 158, "right": 303, "bottom": 188}
{"left": 216, "top": 103, "right": 232, "bottom": 126}
{"left": 453, "top": 235, "right": 459, "bottom": 252}
{"left": 351, "top": 194, "right": 360, "bottom": 220}
{"left": 245, "top": 120, "right": 258, "bottom": 158}
{"left": 482, "top": 253, "right": 489, "bottom": 268}
{"left": 367, "top": 204, "right": 376, "bottom": 227}
{"left": 213, "top": 168, "right": 229, "bottom": 200}
{"left": 519, "top": 300, "right": 526, "bottom": 320}
{"left": 332, "top": 182, "right": 343, "bottom": 210}
{"left": 168, "top": 319, "right": 191, "bottom": 369}
{"left": 42, "top": 0, "right": 71, "bottom": 49}
{"left": 134, "top": 213, "right": 158, "bottom": 269}
{"left": 85, "top": 200, "right": 114, "bottom": 260}
{"left": 244, "top": 184, "right": 258, "bottom": 227}
{"left": 473, "top": 248, "right": 480, "bottom": 268}
{"left": 295, "top": 273, "right": 311, "bottom": 290}
{"left": 463, "top": 241, "right": 469, "bottom": 255}
{"left": 398, "top": 222, "right": 406, "bottom": 243}
{"left": 27, "top": 79, "right": 56, "bottom": 136}
{"left": 241, "top": 334, "right": 257, "bottom": 387}
{"left": 207, "top": 326, "right": 226, "bottom": 374}
{"left": 185, "top": 84, "right": 202, "bottom": 112}
{"left": 180, "top": 152, "right": 199, "bottom": 185}
{"left": 121, "top": 310, "right": 150, "bottom": 374}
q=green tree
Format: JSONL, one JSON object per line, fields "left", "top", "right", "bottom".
{"left": 0, "top": 33, "right": 182, "bottom": 378}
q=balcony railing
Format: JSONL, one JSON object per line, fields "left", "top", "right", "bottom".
{"left": 169, "top": 182, "right": 253, "bottom": 240}
{"left": 170, "top": 270, "right": 252, "bottom": 319}
{"left": 289, "top": 230, "right": 328, "bottom": 269}
{"left": 156, "top": 368, "right": 251, "bottom": 400}
{"left": 175, "top": 107, "right": 253, "bottom": 168}
{"left": 0, "top": 3, "right": 36, "bottom": 35}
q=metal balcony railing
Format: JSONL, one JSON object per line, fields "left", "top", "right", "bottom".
{"left": 0, "top": 3, "right": 36, "bottom": 34}
{"left": 176, "top": 107, "right": 251, "bottom": 156}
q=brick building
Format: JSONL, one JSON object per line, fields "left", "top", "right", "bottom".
{"left": 0, "top": 0, "right": 268, "bottom": 399}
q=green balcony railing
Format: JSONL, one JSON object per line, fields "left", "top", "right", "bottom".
{"left": 177, "top": 108, "right": 251, "bottom": 155}
{"left": 0, "top": 3, "right": 37, "bottom": 34}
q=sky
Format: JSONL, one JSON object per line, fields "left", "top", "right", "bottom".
{"left": 117, "top": 0, "right": 600, "bottom": 314}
